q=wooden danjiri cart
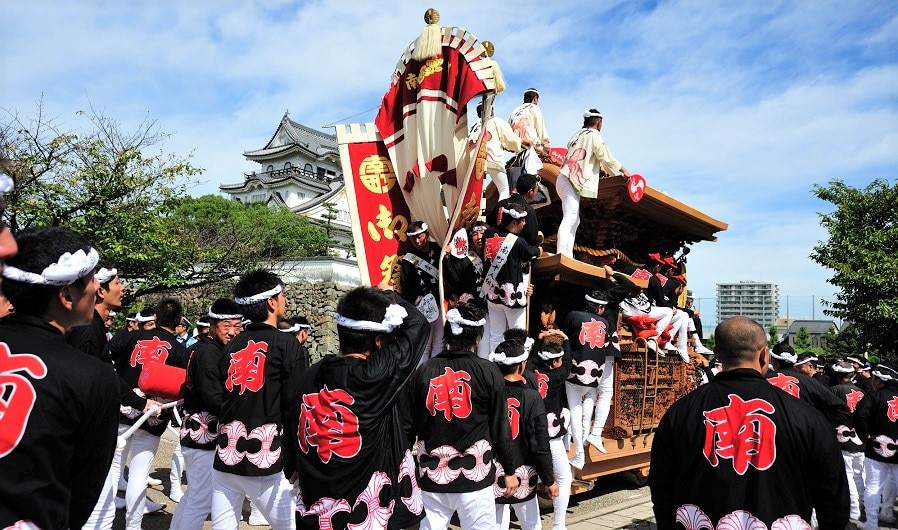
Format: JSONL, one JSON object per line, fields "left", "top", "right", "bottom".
{"left": 336, "top": 6, "right": 728, "bottom": 492}
{"left": 488, "top": 169, "right": 728, "bottom": 487}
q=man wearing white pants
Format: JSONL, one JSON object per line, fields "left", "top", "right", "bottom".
{"left": 481, "top": 204, "right": 541, "bottom": 352}
{"left": 856, "top": 362, "right": 898, "bottom": 530}
{"left": 107, "top": 298, "right": 190, "bottom": 530}
{"left": 210, "top": 270, "right": 307, "bottom": 530}
{"left": 555, "top": 109, "right": 629, "bottom": 258}
{"left": 170, "top": 298, "right": 243, "bottom": 530}
{"left": 562, "top": 292, "right": 613, "bottom": 469}
{"left": 468, "top": 102, "right": 521, "bottom": 201}
{"left": 530, "top": 335, "right": 574, "bottom": 530}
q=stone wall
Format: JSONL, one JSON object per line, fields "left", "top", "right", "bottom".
{"left": 142, "top": 257, "right": 361, "bottom": 363}
{"left": 284, "top": 280, "right": 355, "bottom": 362}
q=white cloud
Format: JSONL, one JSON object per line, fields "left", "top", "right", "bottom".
{"left": 3, "top": 0, "right": 895, "bottom": 326}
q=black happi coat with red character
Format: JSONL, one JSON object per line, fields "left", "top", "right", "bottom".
{"left": 0, "top": 314, "right": 120, "bottom": 530}
{"left": 562, "top": 310, "right": 610, "bottom": 387}
{"left": 831, "top": 381, "right": 866, "bottom": 453}
{"left": 650, "top": 369, "right": 848, "bottom": 530}
{"left": 406, "top": 350, "right": 518, "bottom": 493}
{"left": 180, "top": 335, "right": 226, "bottom": 451}
{"left": 287, "top": 298, "right": 428, "bottom": 530}
{"left": 108, "top": 327, "right": 190, "bottom": 436}
{"left": 765, "top": 367, "right": 850, "bottom": 428}
{"left": 481, "top": 227, "right": 540, "bottom": 308}
{"left": 68, "top": 311, "right": 151, "bottom": 415}
{"left": 530, "top": 341, "right": 573, "bottom": 440}
{"left": 855, "top": 382, "right": 898, "bottom": 465}
{"left": 213, "top": 322, "right": 308, "bottom": 477}
{"left": 494, "top": 380, "right": 554, "bottom": 504}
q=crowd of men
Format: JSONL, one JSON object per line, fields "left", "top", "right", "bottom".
{"left": 0, "top": 88, "right": 877, "bottom": 530}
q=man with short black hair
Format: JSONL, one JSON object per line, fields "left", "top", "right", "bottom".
{"left": 399, "top": 221, "right": 443, "bottom": 362}
{"left": 210, "top": 269, "right": 307, "bottom": 530}
{"left": 288, "top": 286, "right": 429, "bottom": 530}
{"left": 279, "top": 315, "right": 311, "bottom": 346}
{"left": 563, "top": 290, "right": 613, "bottom": 467}
{"left": 830, "top": 361, "right": 866, "bottom": 522}
{"left": 555, "top": 109, "right": 630, "bottom": 258}
{"left": 650, "top": 316, "right": 848, "bottom": 530}
{"left": 70, "top": 263, "right": 165, "bottom": 529}
{"left": 0, "top": 226, "right": 120, "bottom": 530}
{"left": 171, "top": 298, "right": 243, "bottom": 529}
{"left": 482, "top": 203, "right": 541, "bottom": 352}
{"left": 487, "top": 172, "right": 543, "bottom": 247}
{"left": 406, "top": 303, "right": 519, "bottom": 529}
{"left": 108, "top": 297, "right": 190, "bottom": 530}
{"left": 489, "top": 339, "right": 557, "bottom": 530}
{"left": 855, "top": 361, "right": 898, "bottom": 530}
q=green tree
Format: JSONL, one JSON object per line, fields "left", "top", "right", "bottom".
{"left": 706, "top": 333, "right": 715, "bottom": 350}
{"left": 812, "top": 179, "right": 898, "bottom": 357}
{"left": 822, "top": 324, "right": 860, "bottom": 361}
{"left": 793, "top": 326, "right": 811, "bottom": 350}
{"left": 156, "top": 194, "right": 328, "bottom": 296}
{"left": 321, "top": 201, "right": 338, "bottom": 256}
{"left": 1, "top": 102, "right": 328, "bottom": 298}
{"left": 767, "top": 325, "right": 780, "bottom": 349}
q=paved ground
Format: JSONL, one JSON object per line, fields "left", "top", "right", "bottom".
{"left": 116, "top": 430, "right": 864, "bottom": 530}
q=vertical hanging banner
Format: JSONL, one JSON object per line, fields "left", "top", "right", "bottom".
{"left": 336, "top": 123, "right": 411, "bottom": 287}
{"left": 374, "top": 21, "right": 499, "bottom": 244}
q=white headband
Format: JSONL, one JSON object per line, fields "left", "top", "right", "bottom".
{"left": 445, "top": 308, "right": 486, "bottom": 335}
{"left": 489, "top": 350, "right": 529, "bottom": 365}
{"left": 874, "top": 364, "right": 898, "bottom": 381}
{"left": 95, "top": 267, "right": 117, "bottom": 284}
{"left": 126, "top": 316, "right": 138, "bottom": 322}
{"left": 234, "top": 284, "right": 283, "bottom": 305}
{"left": 526, "top": 88, "right": 539, "bottom": 96}
{"left": 846, "top": 356, "right": 863, "bottom": 365}
{"left": 406, "top": 222, "right": 429, "bottom": 236}
{"left": 135, "top": 313, "right": 156, "bottom": 323}
{"left": 538, "top": 349, "right": 564, "bottom": 361}
{"left": 770, "top": 351, "right": 798, "bottom": 364}
{"left": 500, "top": 207, "right": 526, "bottom": 219}
{"left": 196, "top": 320, "right": 211, "bottom": 328}
{"left": 280, "top": 323, "right": 302, "bottom": 333}
{"left": 2, "top": 247, "right": 99, "bottom": 286}
{"left": 583, "top": 110, "right": 603, "bottom": 118}
{"left": 335, "top": 303, "right": 407, "bottom": 332}
{"left": 585, "top": 293, "right": 608, "bottom": 305}
{"left": 793, "top": 356, "right": 818, "bottom": 367}
{"left": 208, "top": 307, "right": 243, "bottom": 320}
{"left": 832, "top": 364, "right": 855, "bottom": 374}
{"left": 471, "top": 225, "right": 487, "bottom": 233}
{"left": 0, "top": 172, "right": 13, "bottom": 195}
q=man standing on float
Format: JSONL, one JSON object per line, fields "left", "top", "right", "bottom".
{"left": 555, "top": 110, "right": 630, "bottom": 258}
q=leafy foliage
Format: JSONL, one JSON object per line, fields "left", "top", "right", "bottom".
{"left": 811, "top": 179, "right": 898, "bottom": 357}
{"left": 2, "top": 101, "right": 327, "bottom": 299}
{"left": 767, "top": 325, "right": 780, "bottom": 349}
{"left": 822, "top": 324, "right": 862, "bottom": 361}
{"left": 793, "top": 326, "right": 811, "bottom": 350}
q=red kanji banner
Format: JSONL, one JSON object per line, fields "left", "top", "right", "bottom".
{"left": 336, "top": 124, "right": 412, "bottom": 287}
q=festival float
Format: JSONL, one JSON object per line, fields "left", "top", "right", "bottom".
{"left": 335, "top": 9, "right": 727, "bottom": 489}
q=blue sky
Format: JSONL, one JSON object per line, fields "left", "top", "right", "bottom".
{"left": 3, "top": 0, "right": 896, "bottom": 326}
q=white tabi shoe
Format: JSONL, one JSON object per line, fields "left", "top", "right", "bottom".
{"left": 169, "top": 486, "right": 184, "bottom": 503}
{"left": 248, "top": 507, "right": 269, "bottom": 526}
{"left": 147, "top": 477, "right": 162, "bottom": 487}
{"left": 586, "top": 433, "right": 607, "bottom": 453}
{"left": 693, "top": 343, "right": 713, "bottom": 355}
{"left": 569, "top": 452, "right": 585, "bottom": 470}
